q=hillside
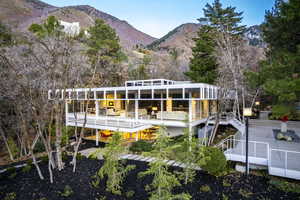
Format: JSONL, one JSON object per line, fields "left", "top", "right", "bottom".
{"left": 70, "top": 5, "right": 157, "bottom": 49}
{"left": 142, "top": 23, "right": 265, "bottom": 80}
{"left": 0, "top": 0, "right": 156, "bottom": 49}
{"left": 0, "top": 0, "right": 55, "bottom": 28}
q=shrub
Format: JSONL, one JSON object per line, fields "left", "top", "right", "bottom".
{"left": 4, "top": 192, "right": 16, "bottom": 200}
{"left": 222, "top": 194, "right": 229, "bottom": 200}
{"left": 40, "top": 155, "right": 49, "bottom": 163}
{"left": 238, "top": 188, "right": 252, "bottom": 198}
{"left": 21, "top": 163, "right": 32, "bottom": 173}
{"left": 129, "top": 140, "right": 153, "bottom": 153}
{"left": 76, "top": 153, "right": 84, "bottom": 160}
{"left": 125, "top": 190, "right": 135, "bottom": 198}
{"left": 222, "top": 179, "right": 231, "bottom": 187}
{"left": 199, "top": 146, "right": 227, "bottom": 176}
{"left": 7, "top": 137, "right": 19, "bottom": 158}
{"left": 34, "top": 140, "right": 45, "bottom": 153}
{"left": 62, "top": 152, "right": 68, "bottom": 161}
{"left": 6, "top": 167, "right": 17, "bottom": 179}
{"left": 269, "top": 178, "right": 300, "bottom": 194}
{"left": 59, "top": 185, "right": 73, "bottom": 197}
{"left": 200, "top": 185, "right": 211, "bottom": 193}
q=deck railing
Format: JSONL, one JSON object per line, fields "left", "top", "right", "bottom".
{"left": 217, "top": 137, "right": 269, "bottom": 160}
{"left": 269, "top": 148, "right": 300, "bottom": 179}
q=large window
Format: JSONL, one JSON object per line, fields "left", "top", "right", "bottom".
{"left": 168, "top": 89, "right": 183, "bottom": 99}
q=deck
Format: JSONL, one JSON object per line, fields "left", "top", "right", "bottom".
{"left": 218, "top": 120, "right": 300, "bottom": 180}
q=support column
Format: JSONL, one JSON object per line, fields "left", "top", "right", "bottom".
{"left": 95, "top": 101, "right": 99, "bottom": 117}
{"left": 135, "top": 131, "right": 138, "bottom": 141}
{"left": 96, "top": 129, "right": 99, "bottom": 146}
{"left": 188, "top": 92, "right": 192, "bottom": 133}
{"left": 135, "top": 99, "right": 139, "bottom": 120}
{"left": 65, "top": 101, "right": 69, "bottom": 125}
{"left": 160, "top": 92, "right": 163, "bottom": 121}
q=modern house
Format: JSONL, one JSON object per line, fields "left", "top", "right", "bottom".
{"left": 48, "top": 78, "right": 300, "bottom": 180}
{"left": 48, "top": 79, "right": 221, "bottom": 144}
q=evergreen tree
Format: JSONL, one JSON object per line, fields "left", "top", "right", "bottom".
{"left": 185, "top": 0, "right": 246, "bottom": 84}
{"left": 176, "top": 128, "right": 207, "bottom": 184}
{"left": 92, "top": 132, "right": 135, "bottom": 195}
{"left": 85, "top": 19, "right": 126, "bottom": 86}
{"left": 139, "top": 127, "right": 191, "bottom": 200}
{"left": 247, "top": 0, "right": 300, "bottom": 119}
{"left": 203, "top": 0, "right": 246, "bottom": 35}
{"left": 185, "top": 25, "right": 218, "bottom": 84}
{"left": 0, "top": 21, "right": 13, "bottom": 47}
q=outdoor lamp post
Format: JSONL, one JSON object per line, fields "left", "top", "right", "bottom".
{"left": 243, "top": 108, "right": 252, "bottom": 176}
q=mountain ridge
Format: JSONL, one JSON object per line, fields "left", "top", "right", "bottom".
{"left": 0, "top": 0, "right": 157, "bottom": 49}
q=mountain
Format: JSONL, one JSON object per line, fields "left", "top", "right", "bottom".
{"left": 0, "top": 0, "right": 156, "bottom": 49}
{"left": 146, "top": 23, "right": 201, "bottom": 73}
{"left": 69, "top": 5, "right": 157, "bottom": 49}
{"left": 244, "top": 25, "right": 266, "bottom": 48}
{"left": 143, "top": 23, "right": 265, "bottom": 80}
{"left": 0, "top": 0, "right": 55, "bottom": 29}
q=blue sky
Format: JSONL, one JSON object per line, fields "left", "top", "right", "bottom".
{"left": 43, "top": 0, "right": 275, "bottom": 38}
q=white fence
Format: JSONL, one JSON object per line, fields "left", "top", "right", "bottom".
{"left": 269, "top": 149, "right": 300, "bottom": 180}
{"left": 217, "top": 136, "right": 269, "bottom": 166}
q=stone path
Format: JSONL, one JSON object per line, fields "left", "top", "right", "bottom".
{"left": 79, "top": 148, "right": 201, "bottom": 170}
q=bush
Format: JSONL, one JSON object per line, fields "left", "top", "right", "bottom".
{"left": 21, "top": 162, "right": 32, "bottom": 173}
{"left": 59, "top": 185, "right": 73, "bottom": 197}
{"left": 6, "top": 167, "right": 17, "bottom": 179}
{"left": 269, "top": 178, "right": 300, "bottom": 194}
{"left": 76, "top": 153, "right": 85, "bottom": 160}
{"left": 7, "top": 137, "right": 19, "bottom": 158}
{"left": 129, "top": 140, "right": 153, "bottom": 153}
{"left": 125, "top": 190, "right": 135, "bottom": 198}
{"left": 200, "top": 185, "right": 211, "bottom": 193}
{"left": 4, "top": 192, "right": 16, "bottom": 200}
{"left": 199, "top": 146, "right": 227, "bottom": 176}
{"left": 34, "top": 140, "right": 45, "bottom": 153}
{"left": 40, "top": 155, "right": 49, "bottom": 163}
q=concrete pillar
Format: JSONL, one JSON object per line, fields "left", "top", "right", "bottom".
{"left": 188, "top": 92, "right": 192, "bottom": 134}
{"left": 96, "top": 129, "right": 99, "bottom": 146}
{"left": 160, "top": 92, "right": 163, "bottom": 120}
{"left": 95, "top": 101, "right": 99, "bottom": 117}
{"left": 166, "top": 98, "right": 172, "bottom": 112}
{"left": 65, "top": 101, "right": 69, "bottom": 125}
{"left": 135, "top": 132, "right": 138, "bottom": 141}
{"left": 135, "top": 100, "right": 139, "bottom": 120}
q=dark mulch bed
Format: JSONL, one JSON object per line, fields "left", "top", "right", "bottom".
{"left": 0, "top": 139, "right": 104, "bottom": 171}
{"left": 0, "top": 157, "right": 300, "bottom": 200}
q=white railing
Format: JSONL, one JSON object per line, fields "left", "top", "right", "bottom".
{"left": 67, "top": 116, "right": 143, "bottom": 128}
{"left": 269, "top": 149, "right": 300, "bottom": 179}
{"left": 217, "top": 137, "right": 269, "bottom": 164}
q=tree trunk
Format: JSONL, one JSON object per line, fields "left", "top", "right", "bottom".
{"left": 0, "top": 125, "right": 14, "bottom": 161}
{"left": 55, "top": 103, "right": 64, "bottom": 171}
{"left": 29, "top": 148, "right": 44, "bottom": 180}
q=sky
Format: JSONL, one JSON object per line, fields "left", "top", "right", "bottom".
{"left": 42, "top": 0, "right": 276, "bottom": 38}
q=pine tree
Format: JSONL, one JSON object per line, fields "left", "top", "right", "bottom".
{"left": 92, "top": 132, "right": 135, "bottom": 195}
{"left": 176, "top": 128, "right": 207, "bottom": 185}
{"left": 203, "top": 0, "right": 246, "bottom": 35}
{"left": 247, "top": 0, "right": 300, "bottom": 119}
{"left": 185, "top": 0, "right": 246, "bottom": 84}
{"left": 139, "top": 127, "right": 191, "bottom": 200}
{"left": 185, "top": 25, "right": 218, "bottom": 84}
{"left": 85, "top": 19, "right": 126, "bottom": 86}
